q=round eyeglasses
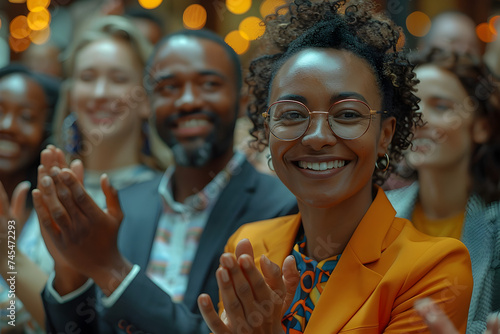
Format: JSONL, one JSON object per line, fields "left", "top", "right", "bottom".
{"left": 262, "top": 99, "right": 387, "bottom": 141}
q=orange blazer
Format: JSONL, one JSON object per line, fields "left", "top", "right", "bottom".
{"left": 221, "top": 188, "right": 473, "bottom": 333}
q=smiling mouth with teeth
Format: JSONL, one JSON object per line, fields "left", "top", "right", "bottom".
{"left": 297, "top": 160, "right": 347, "bottom": 171}
{"left": 178, "top": 119, "right": 210, "bottom": 129}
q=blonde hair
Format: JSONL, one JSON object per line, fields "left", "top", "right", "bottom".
{"left": 53, "top": 15, "right": 172, "bottom": 169}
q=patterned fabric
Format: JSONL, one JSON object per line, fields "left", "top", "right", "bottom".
{"left": 282, "top": 235, "right": 340, "bottom": 333}
{"left": 147, "top": 151, "right": 246, "bottom": 302}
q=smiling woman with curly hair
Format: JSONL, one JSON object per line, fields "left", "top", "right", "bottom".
{"left": 197, "top": 0, "right": 473, "bottom": 333}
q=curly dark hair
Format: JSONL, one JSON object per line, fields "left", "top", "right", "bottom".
{"left": 411, "top": 48, "right": 500, "bottom": 204}
{"left": 246, "top": 0, "right": 421, "bottom": 184}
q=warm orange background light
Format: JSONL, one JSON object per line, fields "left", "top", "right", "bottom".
{"left": 10, "top": 15, "right": 31, "bottom": 39}
{"left": 239, "top": 16, "right": 265, "bottom": 40}
{"left": 489, "top": 15, "right": 500, "bottom": 35}
{"left": 138, "top": 0, "right": 162, "bottom": 10}
{"left": 27, "top": 8, "right": 51, "bottom": 31}
{"left": 260, "top": 0, "right": 286, "bottom": 18}
{"left": 27, "top": 0, "right": 50, "bottom": 11}
{"left": 406, "top": 11, "right": 431, "bottom": 37}
{"left": 9, "top": 36, "right": 31, "bottom": 52}
{"left": 476, "top": 22, "right": 497, "bottom": 43}
{"left": 8, "top": 0, "right": 27, "bottom": 3}
{"left": 226, "top": 0, "right": 252, "bottom": 15}
{"left": 30, "top": 26, "right": 50, "bottom": 44}
{"left": 183, "top": 4, "right": 207, "bottom": 30}
{"left": 224, "top": 30, "right": 250, "bottom": 55}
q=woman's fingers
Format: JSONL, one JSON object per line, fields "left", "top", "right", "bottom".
{"left": 235, "top": 238, "right": 254, "bottom": 260}
{"left": 414, "top": 298, "right": 458, "bottom": 334}
{"left": 218, "top": 255, "right": 252, "bottom": 326}
{"left": 258, "top": 254, "right": 284, "bottom": 303}
{"left": 486, "top": 312, "right": 500, "bottom": 334}
{"left": 11, "top": 181, "right": 30, "bottom": 219}
{"left": 198, "top": 293, "right": 231, "bottom": 334}
{"left": 281, "top": 255, "right": 299, "bottom": 315}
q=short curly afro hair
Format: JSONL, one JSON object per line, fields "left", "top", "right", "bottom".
{"left": 246, "top": 0, "right": 421, "bottom": 184}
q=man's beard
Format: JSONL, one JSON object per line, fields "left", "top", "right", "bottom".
{"left": 159, "top": 111, "right": 236, "bottom": 167}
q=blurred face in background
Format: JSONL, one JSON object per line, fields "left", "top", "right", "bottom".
{"left": 423, "top": 13, "right": 480, "bottom": 57}
{"left": 406, "top": 65, "right": 476, "bottom": 171}
{"left": 0, "top": 74, "right": 48, "bottom": 174}
{"left": 70, "top": 37, "right": 148, "bottom": 147}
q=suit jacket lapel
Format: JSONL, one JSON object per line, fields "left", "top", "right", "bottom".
{"left": 118, "top": 177, "right": 163, "bottom": 268}
{"left": 184, "top": 161, "right": 257, "bottom": 308}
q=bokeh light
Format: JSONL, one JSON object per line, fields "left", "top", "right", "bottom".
{"left": 8, "top": 0, "right": 27, "bottom": 3}
{"left": 138, "top": 0, "right": 162, "bottom": 10}
{"left": 406, "top": 11, "right": 431, "bottom": 37}
{"left": 27, "top": 7, "right": 51, "bottom": 31}
{"left": 489, "top": 15, "right": 500, "bottom": 35}
{"left": 226, "top": 0, "right": 252, "bottom": 15}
{"left": 476, "top": 22, "right": 497, "bottom": 43}
{"left": 0, "top": 18, "right": 2, "bottom": 31}
{"left": 239, "top": 16, "right": 265, "bottom": 40}
{"left": 10, "top": 15, "right": 30, "bottom": 39}
{"left": 224, "top": 30, "right": 250, "bottom": 55}
{"left": 9, "top": 36, "right": 31, "bottom": 52}
{"left": 260, "top": 0, "right": 286, "bottom": 18}
{"left": 27, "top": 0, "right": 50, "bottom": 11}
{"left": 30, "top": 26, "right": 50, "bottom": 44}
{"left": 183, "top": 4, "right": 207, "bottom": 30}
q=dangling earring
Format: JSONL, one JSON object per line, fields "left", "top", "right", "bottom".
{"left": 62, "top": 113, "right": 81, "bottom": 155}
{"left": 267, "top": 154, "right": 275, "bottom": 171}
{"left": 375, "top": 153, "right": 390, "bottom": 172}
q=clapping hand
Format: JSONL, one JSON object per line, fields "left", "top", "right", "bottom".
{"left": 415, "top": 298, "right": 500, "bottom": 334}
{"left": 33, "top": 145, "right": 131, "bottom": 296}
{"left": 0, "top": 180, "right": 30, "bottom": 274}
{"left": 198, "top": 239, "right": 300, "bottom": 334}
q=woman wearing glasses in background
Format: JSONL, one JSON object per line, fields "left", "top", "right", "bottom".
{"left": 197, "top": 0, "right": 474, "bottom": 333}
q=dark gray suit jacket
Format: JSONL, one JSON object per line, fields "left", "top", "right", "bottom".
{"left": 42, "top": 160, "right": 298, "bottom": 334}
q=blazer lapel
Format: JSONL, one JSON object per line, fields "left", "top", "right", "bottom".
{"left": 261, "top": 214, "right": 302, "bottom": 266}
{"left": 184, "top": 161, "right": 258, "bottom": 307}
{"left": 304, "top": 188, "right": 396, "bottom": 333}
{"left": 118, "top": 177, "right": 163, "bottom": 268}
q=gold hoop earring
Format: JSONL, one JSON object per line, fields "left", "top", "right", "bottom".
{"left": 375, "top": 153, "right": 390, "bottom": 172}
{"left": 267, "top": 155, "right": 275, "bottom": 171}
